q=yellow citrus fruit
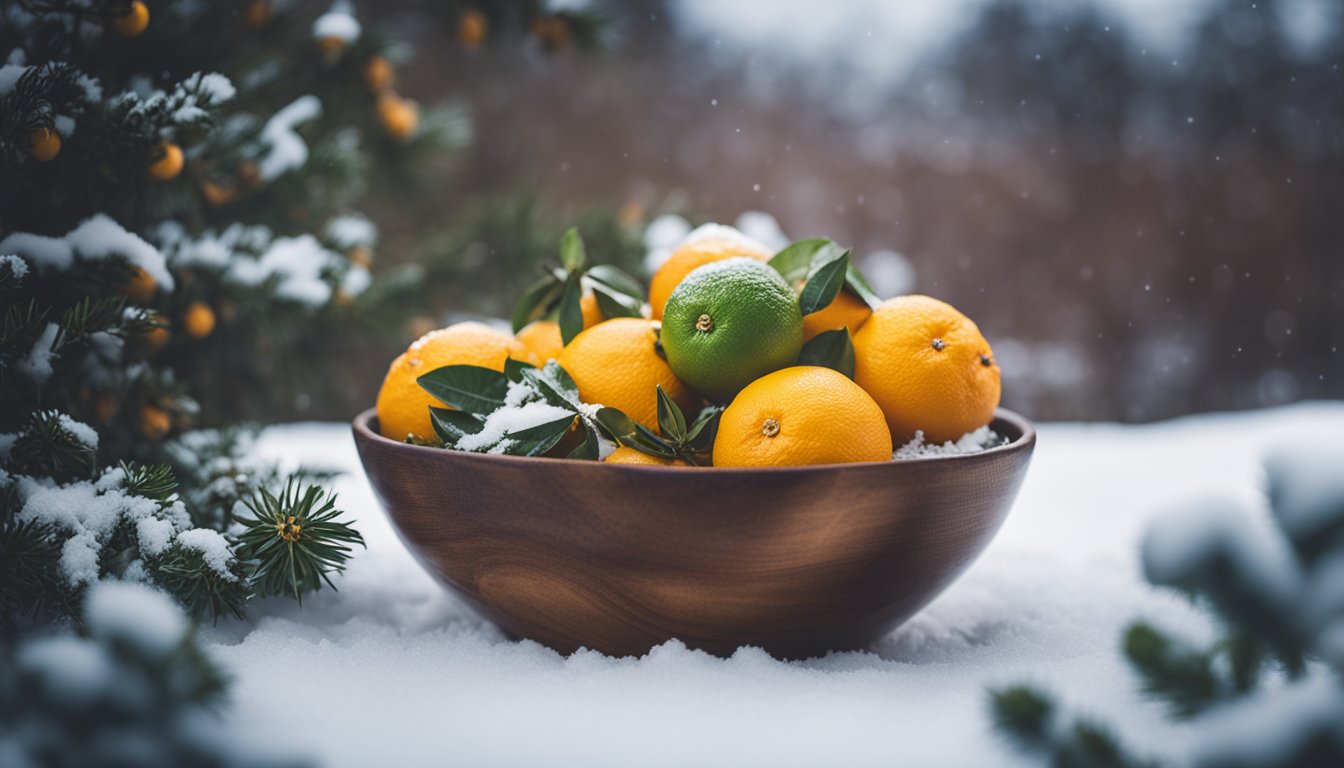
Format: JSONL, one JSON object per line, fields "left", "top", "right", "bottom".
{"left": 111, "top": 1, "right": 150, "bottom": 36}
{"left": 376, "top": 322, "right": 528, "bottom": 442}
{"left": 661, "top": 258, "right": 803, "bottom": 403}
{"left": 517, "top": 320, "right": 563, "bottom": 363}
{"left": 148, "top": 142, "right": 184, "bottom": 180}
{"left": 713, "top": 366, "right": 891, "bottom": 467}
{"left": 183, "top": 302, "right": 216, "bottom": 339}
{"left": 557, "top": 317, "right": 698, "bottom": 432}
{"left": 29, "top": 126, "right": 61, "bottom": 162}
{"left": 801, "top": 288, "right": 872, "bottom": 341}
{"left": 604, "top": 446, "right": 687, "bottom": 466}
{"left": 649, "top": 237, "right": 770, "bottom": 320}
{"left": 853, "top": 295, "right": 1001, "bottom": 444}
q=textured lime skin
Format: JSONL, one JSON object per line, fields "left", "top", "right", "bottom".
{"left": 661, "top": 258, "right": 803, "bottom": 403}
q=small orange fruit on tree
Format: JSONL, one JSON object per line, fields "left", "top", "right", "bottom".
{"left": 376, "top": 322, "right": 528, "bottom": 442}
{"left": 148, "top": 141, "right": 184, "bottom": 180}
{"left": 852, "top": 295, "right": 1001, "bottom": 445}
{"left": 713, "top": 366, "right": 892, "bottom": 467}
{"left": 110, "top": 1, "right": 150, "bottom": 37}
{"left": 29, "top": 126, "right": 61, "bottom": 161}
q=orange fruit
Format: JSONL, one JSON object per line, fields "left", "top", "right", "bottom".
{"left": 183, "top": 302, "right": 216, "bottom": 339}
{"left": 111, "top": 1, "right": 150, "bottom": 36}
{"left": 139, "top": 404, "right": 171, "bottom": 440}
{"left": 580, "top": 292, "right": 604, "bottom": 329}
{"left": 649, "top": 237, "right": 770, "bottom": 320}
{"left": 120, "top": 267, "right": 157, "bottom": 304}
{"left": 852, "top": 295, "right": 1000, "bottom": 444}
{"left": 377, "top": 93, "right": 419, "bottom": 140}
{"left": 376, "top": 322, "right": 528, "bottom": 442}
{"left": 801, "top": 289, "right": 872, "bottom": 341}
{"left": 457, "top": 9, "right": 488, "bottom": 49}
{"left": 363, "top": 56, "right": 394, "bottom": 91}
{"left": 604, "top": 446, "right": 687, "bottom": 467}
{"left": 243, "top": 0, "right": 271, "bottom": 28}
{"left": 29, "top": 126, "right": 61, "bottom": 162}
{"left": 517, "top": 320, "right": 564, "bottom": 363}
{"left": 317, "top": 35, "right": 345, "bottom": 57}
{"left": 713, "top": 366, "right": 891, "bottom": 467}
{"left": 148, "top": 142, "right": 184, "bottom": 180}
{"left": 557, "top": 317, "right": 698, "bottom": 432}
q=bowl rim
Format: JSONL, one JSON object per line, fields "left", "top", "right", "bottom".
{"left": 351, "top": 406, "right": 1036, "bottom": 474}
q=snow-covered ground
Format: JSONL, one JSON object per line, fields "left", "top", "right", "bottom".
{"left": 204, "top": 402, "right": 1344, "bottom": 767}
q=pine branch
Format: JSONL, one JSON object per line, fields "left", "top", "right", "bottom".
{"left": 118, "top": 460, "right": 178, "bottom": 505}
{"left": 234, "top": 479, "right": 364, "bottom": 602}
{"left": 151, "top": 542, "right": 250, "bottom": 623}
{"left": 989, "top": 686, "right": 1154, "bottom": 768}
{"left": 7, "top": 410, "right": 98, "bottom": 483}
{"left": 1122, "top": 622, "right": 1224, "bottom": 718}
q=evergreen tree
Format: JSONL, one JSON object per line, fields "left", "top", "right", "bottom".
{"left": 991, "top": 445, "right": 1344, "bottom": 767}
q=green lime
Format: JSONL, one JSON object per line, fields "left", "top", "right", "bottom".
{"left": 660, "top": 257, "right": 803, "bottom": 402}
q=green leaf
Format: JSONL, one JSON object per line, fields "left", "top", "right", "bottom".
{"left": 512, "top": 276, "right": 563, "bottom": 333}
{"left": 504, "top": 357, "right": 536, "bottom": 384}
{"left": 430, "top": 407, "right": 484, "bottom": 445}
{"left": 416, "top": 365, "right": 508, "bottom": 416}
{"left": 845, "top": 261, "right": 883, "bottom": 309}
{"left": 769, "top": 238, "right": 845, "bottom": 284}
{"left": 685, "top": 406, "right": 722, "bottom": 450}
{"left": 521, "top": 360, "right": 583, "bottom": 410}
{"left": 585, "top": 264, "right": 645, "bottom": 300}
{"left": 560, "top": 227, "right": 587, "bottom": 272}
{"left": 799, "top": 251, "right": 851, "bottom": 315}
{"left": 504, "top": 415, "right": 577, "bottom": 457}
{"left": 594, "top": 407, "right": 678, "bottom": 459}
{"left": 797, "top": 328, "right": 856, "bottom": 378}
{"left": 656, "top": 385, "right": 687, "bottom": 441}
{"left": 567, "top": 422, "right": 600, "bottom": 460}
{"left": 558, "top": 274, "right": 585, "bottom": 345}
{"left": 590, "top": 283, "right": 643, "bottom": 319}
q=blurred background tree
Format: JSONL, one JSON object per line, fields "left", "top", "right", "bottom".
{"left": 342, "top": 0, "right": 1339, "bottom": 424}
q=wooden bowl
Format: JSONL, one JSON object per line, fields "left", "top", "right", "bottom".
{"left": 352, "top": 407, "right": 1035, "bottom": 659}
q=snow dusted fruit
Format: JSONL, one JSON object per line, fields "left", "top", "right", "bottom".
{"left": 660, "top": 257, "right": 803, "bottom": 403}
{"left": 376, "top": 322, "right": 530, "bottom": 442}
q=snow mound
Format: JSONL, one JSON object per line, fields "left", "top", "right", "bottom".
{"left": 893, "top": 425, "right": 1001, "bottom": 460}
{"left": 313, "top": 2, "right": 362, "bottom": 43}
{"left": 84, "top": 582, "right": 187, "bottom": 656}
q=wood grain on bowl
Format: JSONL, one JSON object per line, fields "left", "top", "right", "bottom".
{"left": 352, "top": 408, "right": 1035, "bottom": 659}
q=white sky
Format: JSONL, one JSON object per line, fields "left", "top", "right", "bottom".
{"left": 672, "top": 0, "right": 1330, "bottom": 83}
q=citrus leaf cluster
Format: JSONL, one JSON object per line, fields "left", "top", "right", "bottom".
{"left": 595, "top": 386, "right": 721, "bottom": 466}
{"left": 511, "top": 227, "right": 644, "bottom": 344}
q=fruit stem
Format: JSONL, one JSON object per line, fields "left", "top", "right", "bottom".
{"left": 696, "top": 313, "right": 714, "bottom": 333}
{"left": 761, "top": 418, "right": 779, "bottom": 437}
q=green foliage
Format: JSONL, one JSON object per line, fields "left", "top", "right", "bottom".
{"left": 1, "top": 581, "right": 305, "bottom": 768}
{"left": 507, "top": 227, "right": 644, "bottom": 344}
{"left": 991, "top": 449, "right": 1344, "bottom": 768}
{"left": 595, "top": 387, "right": 720, "bottom": 466}
{"left": 235, "top": 480, "right": 365, "bottom": 602}
{"left": 797, "top": 328, "right": 856, "bottom": 379}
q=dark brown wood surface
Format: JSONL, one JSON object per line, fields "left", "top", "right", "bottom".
{"left": 352, "top": 408, "right": 1036, "bottom": 659}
